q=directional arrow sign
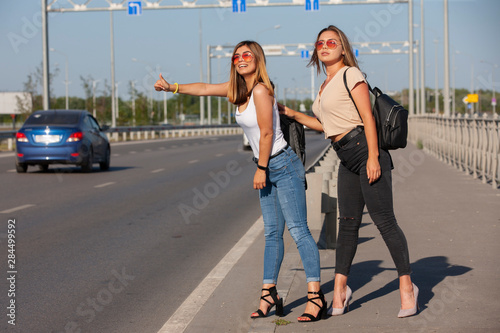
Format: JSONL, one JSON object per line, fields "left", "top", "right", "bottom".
{"left": 128, "top": 1, "right": 142, "bottom": 16}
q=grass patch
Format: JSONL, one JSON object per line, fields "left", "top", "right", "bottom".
{"left": 272, "top": 319, "right": 292, "bottom": 326}
{"left": 416, "top": 139, "right": 423, "bottom": 150}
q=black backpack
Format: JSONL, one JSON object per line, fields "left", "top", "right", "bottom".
{"left": 280, "top": 114, "right": 306, "bottom": 165}
{"left": 343, "top": 67, "right": 408, "bottom": 150}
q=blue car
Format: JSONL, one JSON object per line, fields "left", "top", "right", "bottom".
{"left": 15, "top": 110, "right": 111, "bottom": 173}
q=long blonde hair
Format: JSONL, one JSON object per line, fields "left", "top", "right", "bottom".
{"left": 307, "top": 25, "right": 360, "bottom": 76}
{"left": 228, "top": 41, "right": 274, "bottom": 105}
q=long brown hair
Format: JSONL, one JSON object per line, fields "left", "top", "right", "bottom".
{"left": 307, "top": 25, "right": 360, "bottom": 76}
{"left": 228, "top": 41, "right": 274, "bottom": 105}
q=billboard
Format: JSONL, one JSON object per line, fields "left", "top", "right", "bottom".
{"left": 0, "top": 92, "right": 31, "bottom": 115}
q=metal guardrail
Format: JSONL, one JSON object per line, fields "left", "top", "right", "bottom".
{"left": 408, "top": 114, "right": 500, "bottom": 189}
{"left": 0, "top": 124, "right": 243, "bottom": 150}
{"left": 107, "top": 124, "right": 239, "bottom": 133}
{"left": 105, "top": 124, "right": 241, "bottom": 141}
{"left": 0, "top": 131, "right": 16, "bottom": 140}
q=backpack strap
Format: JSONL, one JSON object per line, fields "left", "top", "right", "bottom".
{"left": 343, "top": 67, "right": 361, "bottom": 119}
{"left": 343, "top": 67, "right": 375, "bottom": 120}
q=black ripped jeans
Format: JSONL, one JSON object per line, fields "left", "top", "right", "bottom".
{"left": 333, "top": 128, "right": 411, "bottom": 277}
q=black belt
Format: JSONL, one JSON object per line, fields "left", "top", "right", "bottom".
{"left": 253, "top": 144, "right": 289, "bottom": 163}
{"left": 332, "top": 127, "right": 363, "bottom": 151}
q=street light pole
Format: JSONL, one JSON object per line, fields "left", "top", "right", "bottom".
{"left": 199, "top": 12, "right": 205, "bottom": 125}
{"left": 415, "top": 40, "right": 420, "bottom": 116}
{"left": 92, "top": 80, "right": 100, "bottom": 118}
{"left": 443, "top": 0, "right": 451, "bottom": 116}
{"left": 481, "top": 60, "right": 498, "bottom": 114}
{"left": 434, "top": 39, "right": 439, "bottom": 114}
{"left": 408, "top": 0, "right": 414, "bottom": 115}
{"left": 50, "top": 48, "right": 70, "bottom": 109}
{"left": 115, "top": 82, "right": 120, "bottom": 120}
{"left": 110, "top": 11, "right": 116, "bottom": 128}
{"left": 42, "top": 0, "right": 50, "bottom": 110}
{"left": 420, "top": 0, "right": 426, "bottom": 114}
{"left": 130, "top": 80, "right": 136, "bottom": 126}
{"left": 452, "top": 50, "right": 458, "bottom": 115}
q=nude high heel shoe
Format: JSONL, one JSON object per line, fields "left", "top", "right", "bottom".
{"left": 398, "top": 283, "right": 419, "bottom": 318}
{"left": 327, "top": 285, "right": 352, "bottom": 316}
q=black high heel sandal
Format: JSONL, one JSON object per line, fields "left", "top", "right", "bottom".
{"left": 297, "top": 290, "right": 326, "bottom": 322}
{"left": 250, "top": 286, "right": 284, "bottom": 318}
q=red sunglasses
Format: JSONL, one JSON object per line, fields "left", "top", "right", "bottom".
{"left": 315, "top": 39, "right": 341, "bottom": 51}
{"left": 232, "top": 51, "right": 253, "bottom": 65}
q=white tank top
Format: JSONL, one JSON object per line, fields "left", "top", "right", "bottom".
{"left": 235, "top": 90, "right": 287, "bottom": 159}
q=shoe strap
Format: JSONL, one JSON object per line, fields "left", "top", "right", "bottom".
{"left": 260, "top": 286, "right": 279, "bottom": 306}
{"left": 306, "top": 290, "right": 325, "bottom": 309}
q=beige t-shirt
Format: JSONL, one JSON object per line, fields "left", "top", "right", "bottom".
{"left": 312, "top": 66, "right": 366, "bottom": 139}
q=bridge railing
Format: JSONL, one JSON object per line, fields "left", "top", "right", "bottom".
{"left": 408, "top": 114, "right": 500, "bottom": 189}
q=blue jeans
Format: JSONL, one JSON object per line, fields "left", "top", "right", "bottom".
{"left": 259, "top": 146, "right": 321, "bottom": 284}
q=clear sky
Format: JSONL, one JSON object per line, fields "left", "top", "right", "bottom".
{"left": 0, "top": 0, "right": 499, "bottom": 102}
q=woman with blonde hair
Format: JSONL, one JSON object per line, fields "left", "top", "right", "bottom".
{"left": 279, "top": 25, "right": 419, "bottom": 318}
{"left": 154, "top": 41, "right": 325, "bottom": 322}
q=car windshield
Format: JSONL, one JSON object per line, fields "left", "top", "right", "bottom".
{"left": 25, "top": 112, "right": 80, "bottom": 125}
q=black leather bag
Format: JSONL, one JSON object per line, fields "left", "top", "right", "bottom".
{"left": 370, "top": 86, "right": 408, "bottom": 150}
{"left": 279, "top": 114, "right": 306, "bottom": 165}
{"left": 343, "top": 68, "right": 408, "bottom": 150}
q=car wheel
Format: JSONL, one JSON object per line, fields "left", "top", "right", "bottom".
{"left": 38, "top": 164, "right": 49, "bottom": 172}
{"left": 16, "top": 163, "right": 27, "bottom": 173}
{"left": 81, "top": 149, "right": 93, "bottom": 173}
{"left": 99, "top": 146, "right": 110, "bottom": 171}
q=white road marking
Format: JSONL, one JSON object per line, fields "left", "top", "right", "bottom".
{"left": 129, "top": 151, "right": 137, "bottom": 154}
{"left": 151, "top": 168, "right": 164, "bottom": 173}
{"left": 157, "top": 217, "right": 264, "bottom": 333}
{"left": 94, "top": 182, "right": 116, "bottom": 188}
{"left": 215, "top": 153, "right": 224, "bottom": 157}
{"left": 0, "top": 204, "right": 35, "bottom": 214}
{"left": 0, "top": 153, "right": 15, "bottom": 159}
{"left": 188, "top": 160, "right": 199, "bottom": 164}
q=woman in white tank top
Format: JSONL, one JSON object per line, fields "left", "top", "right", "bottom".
{"left": 154, "top": 41, "right": 324, "bottom": 322}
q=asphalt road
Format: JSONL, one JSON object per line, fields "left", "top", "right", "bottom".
{"left": 0, "top": 132, "right": 328, "bottom": 333}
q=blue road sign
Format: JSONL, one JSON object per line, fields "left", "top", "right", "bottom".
{"left": 305, "top": 0, "right": 319, "bottom": 11}
{"left": 301, "top": 50, "right": 309, "bottom": 59}
{"left": 233, "top": 0, "right": 246, "bottom": 12}
{"left": 305, "top": 0, "right": 311, "bottom": 11}
{"left": 233, "top": 0, "right": 247, "bottom": 13}
{"left": 313, "top": 0, "right": 319, "bottom": 11}
{"left": 355, "top": 48, "right": 359, "bottom": 57}
{"left": 128, "top": 1, "right": 142, "bottom": 16}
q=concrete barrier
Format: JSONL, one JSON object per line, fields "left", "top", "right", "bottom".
{"left": 306, "top": 146, "right": 340, "bottom": 249}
